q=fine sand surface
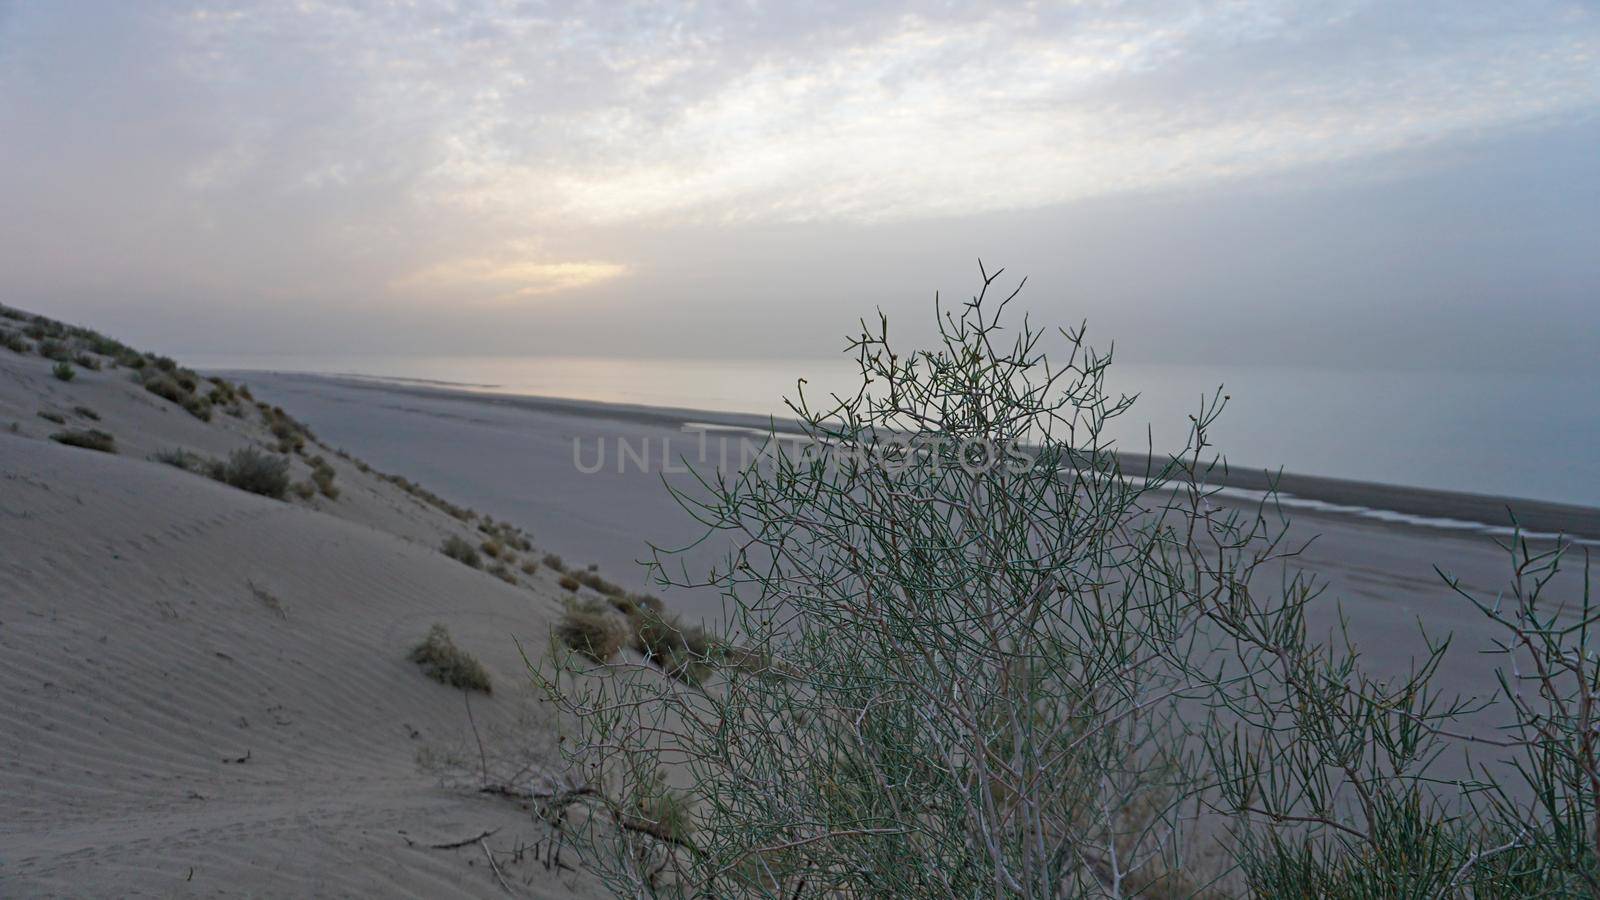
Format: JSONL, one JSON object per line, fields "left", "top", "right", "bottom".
{"left": 0, "top": 327, "right": 609, "bottom": 896}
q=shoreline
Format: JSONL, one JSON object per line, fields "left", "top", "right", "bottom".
{"left": 219, "top": 369, "right": 1600, "bottom": 544}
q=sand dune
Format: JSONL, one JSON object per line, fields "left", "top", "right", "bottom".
{"left": 0, "top": 318, "right": 605, "bottom": 897}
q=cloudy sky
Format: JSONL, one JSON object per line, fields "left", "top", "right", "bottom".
{"left": 1, "top": 1, "right": 1595, "bottom": 372}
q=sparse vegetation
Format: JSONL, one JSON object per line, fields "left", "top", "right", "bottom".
{"left": 153, "top": 447, "right": 197, "bottom": 467}
{"left": 441, "top": 535, "right": 482, "bottom": 568}
{"left": 488, "top": 563, "right": 518, "bottom": 585}
{"left": 625, "top": 768, "right": 695, "bottom": 846}
{"left": 574, "top": 569, "right": 626, "bottom": 597}
{"left": 1, "top": 331, "right": 27, "bottom": 353}
{"left": 37, "top": 410, "right": 66, "bottom": 424}
{"left": 72, "top": 405, "right": 99, "bottom": 421}
{"left": 50, "top": 428, "right": 116, "bottom": 453}
{"left": 520, "top": 560, "right": 539, "bottom": 576}
{"left": 542, "top": 553, "right": 566, "bottom": 572}
{"left": 409, "top": 624, "right": 491, "bottom": 693}
{"left": 291, "top": 480, "right": 316, "bottom": 500}
{"left": 557, "top": 601, "right": 626, "bottom": 663}
{"left": 212, "top": 447, "right": 291, "bottom": 499}
{"left": 627, "top": 607, "right": 711, "bottom": 684}
{"left": 71, "top": 353, "right": 100, "bottom": 371}
{"left": 52, "top": 361, "right": 75, "bottom": 381}
{"left": 538, "top": 275, "right": 1600, "bottom": 897}
{"left": 558, "top": 574, "right": 580, "bottom": 592}
{"left": 309, "top": 456, "right": 338, "bottom": 499}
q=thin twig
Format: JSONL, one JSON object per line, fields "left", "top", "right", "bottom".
{"left": 480, "top": 838, "right": 513, "bottom": 894}
{"left": 428, "top": 827, "right": 500, "bottom": 850}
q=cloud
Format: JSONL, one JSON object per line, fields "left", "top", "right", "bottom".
{"left": 393, "top": 254, "right": 628, "bottom": 302}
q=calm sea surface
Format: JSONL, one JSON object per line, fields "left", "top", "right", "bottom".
{"left": 192, "top": 354, "right": 1600, "bottom": 508}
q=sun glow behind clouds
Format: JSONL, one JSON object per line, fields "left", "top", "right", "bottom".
{"left": 393, "top": 256, "right": 628, "bottom": 303}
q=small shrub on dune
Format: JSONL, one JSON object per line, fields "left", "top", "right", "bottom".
{"left": 213, "top": 447, "right": 291, "bottom": 499}
{"left": 50, "top": 428, "right": 116, "bottom": 453}
{"left": 181, "top": 395, "right": 213, "bottom": 422}
{"left": 520, "top": 560, "right": 539, "bottom": 576}
{"left": 441, "top": 535, "right": 481, "bottom": 568}
{"left": 542, "top": 553, "right": 566, "bottom": 572}
{"left": 72, "top": 353, "right": 100, "bottom": 371}
{"left": 1, "top": 332, "right": 28, "bottom": 353}
{"left": 409, "top": 624, "right": 491, "bottom": 693}
{"left": 630, "top": 607, "right": 712, "bottom": 684}
{"left": 141, "top": 372, "right": 188, "bottom": 403}
{"left": 575, "top": 569, "right": 626, "bottom": 597}
{"left": 0, "top": 306, "right": 23, "bottom": 320}
{"left": 72, "top": 405, "right": 99, "bottom": 421}
{"left": 291, "top": 480, "right": 316, "bottom": 500}
{"left": 51, "top": 361, "right": 75, "bottom": 381}
{"left": 480, "top": 539, "right": 503, "bottom": 559}
{"left": 310, "top": 458, "right": 338, "bottom": 499}
{"left": 37, "top": 339, "right": 70, "bottom": 362}
{"left": 152, "top": 447, "right": 208, "bottom": 471}
{"left": 557, "top": 602, "right": 625, "bottom": 663}
{"left": 37, "top": 410, "right": 66, "bottom": 424}
{"left": 558, "top": 574, "right": 581, "bottom": 592}
{"left": 489, "top": 563, "right": 518, "bottom": 585}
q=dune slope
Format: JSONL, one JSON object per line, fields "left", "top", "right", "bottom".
{"left": 0, "top": 313, "right": 602, "bottom": 897}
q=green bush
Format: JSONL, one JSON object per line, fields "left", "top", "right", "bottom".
{"left": 409, "top": 624, "right": 491, "bottom": 693}
{"left": 50, "top": 428, "right": 115, "bottom": 453}
{"left": 538, "top": 271, "right": 1600, "bottom": 897}
{"left": 0, "top": 331, "right": 27, "bottom": 353}
{"left": 310, "top": 459, "right": 338, "bottom": 499}
{"left": 557, "top": 602, "right": 625, "bottom": 663}
{"left": 51, "top": 361, "right": 74, "bottom": 381}
{"left": 212, "top": 447, "right": 290, "bottom": 499}
{"left": 628, "top": 607, "right": 711, "bottom": 685}
{"left": 141, "top": 372, "right": 188, "bottom": 403}
{"left": 442, "top": 535, "right": 481, "bottom": 568}
{"left": 152, "top": 447, "right": 208, "bottom": 471}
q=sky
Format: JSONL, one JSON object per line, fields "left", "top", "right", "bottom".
{"left": 0, "top": 0, "right": 1596, "bottom": 374}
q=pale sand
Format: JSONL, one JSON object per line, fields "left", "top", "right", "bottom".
{"left": 0, "top": 344, "right": 607, "bottom": 896}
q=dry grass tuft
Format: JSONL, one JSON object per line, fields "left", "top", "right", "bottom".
{"left": 212, "top": 447, "right": 291, "bottom": 499}
{"left": 557, "top": 602, "right": 626, "bottom": 663}
{"left": 50, "top": 428, "right": 116, "bottom": 453}
{"left": 309, "top": 456, "right": 339, "bottom": 499}
{"left": 631, "top": 607, "right": 713, "bottom": 684}
{"left": 558, "top": 574, "right": 581, "bottom": 592}
{"left": 442, "top": 535, "right": 482, "bottom": 568}
{"left": 409, "top": 624, "right": 492, "bottom": 693}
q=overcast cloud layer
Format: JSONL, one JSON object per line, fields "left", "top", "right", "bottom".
{"left": 0, "top": 1, "right": 1595, "bottom": 371}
